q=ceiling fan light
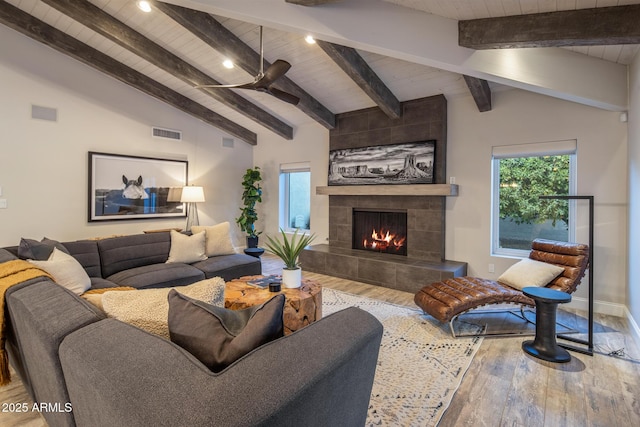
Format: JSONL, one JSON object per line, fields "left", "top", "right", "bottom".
{"left": 305, "top": 35, "right": 316, "bottom": 44}
{"left": 222, "top": 59, "right": 234, "bottom": 69}
{"left": 137, "top": 1, "right": 152, "bottom": 13}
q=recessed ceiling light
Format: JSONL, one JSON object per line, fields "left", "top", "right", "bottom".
{"left": 222, "top": 59, "right": 234, "bottom": 69}
{"left": 305, "top": 35, "right": 316, "bottom": 44}
{"left": 137, "top": 1, "right": 152, "bottom": 13}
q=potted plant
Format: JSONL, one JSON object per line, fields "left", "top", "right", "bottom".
{"left": 264, "top": 229, "right": 316, "bottom": 288}
{"left": 236, "top": 166, "right": 262, "bottom": 248}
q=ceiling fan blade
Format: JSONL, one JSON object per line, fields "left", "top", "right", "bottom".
{"left": 195, "top": 82, "right": 254, "bottom": 89}
{"left": 268, "top": 87, "right": 300, "bottom": 105}
{"left": 254, "top": 60, "right": 291, "bottom": 88}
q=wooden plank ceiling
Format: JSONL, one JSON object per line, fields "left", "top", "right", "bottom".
{"left": 1, "top": 0, "right": 638, "bottom": 145}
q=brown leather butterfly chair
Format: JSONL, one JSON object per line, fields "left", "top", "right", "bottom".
{"left": 414, "top": 239, "right": 589, "bottom": 337}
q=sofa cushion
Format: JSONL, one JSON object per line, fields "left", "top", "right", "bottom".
{"left": 89, "top": 277, "right": 121, "bottom": 289}
{"left": 63, "top": 240, "right": 102, "bottom": 278}
{"left": 0, "top": 248, "right": 17, "bottom": 263}
{"left": 497, "top": 258, "right": 565, "bottom": 291}
{"left": 96, "top": 278, "right": 226, "bottom": 339}
{"left": 17, "top": 237, "right": 69, "bottom": 260}
{"left": 168, "top": 291, "right": 284, "bottom": 372}
{"left": 97, "top": 233, "right": 171, "bottom": 278}
{"left": 166, "top": 230, "right": 207, "bottom": 264}
{"left": 106, "top": 262, "right": 205, "bottom": 289}
{"left": 191, "top": 254, "right": 261, "bottom": 281}
{"left": 29, "top": 248, "right": 91, "bottom": 295}
{"left": 191, "top": 222, "right": 236, "bottom": 256}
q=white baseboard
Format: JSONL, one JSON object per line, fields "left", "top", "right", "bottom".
{"left": 624, "top": 307, "right": 640, "bottom": 349}
{"left": 565, "top": 296, "right": 626, "bottom": 317}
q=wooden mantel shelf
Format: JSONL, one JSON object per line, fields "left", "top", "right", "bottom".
{"left": 315, "top": 184, "right": 458, "bottom": 196}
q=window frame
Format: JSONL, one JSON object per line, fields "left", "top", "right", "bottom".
{"left": 490, "top": 141, "right": 577, "bottom": 258}
{"left": 279, "top": 162, "right": 311, "bottom": 232}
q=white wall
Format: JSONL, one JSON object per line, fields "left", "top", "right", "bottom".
{"left": 447, "top": 89, "right": 628, "bottom": 315}
{"left": 0, "top": 26, "right": 253, "bottom": 248}
{"left": 628, "top": 52, "right": 640, "bottom": 335}
{"left": 252, "top": 122, "right": 330, "bottom": 242}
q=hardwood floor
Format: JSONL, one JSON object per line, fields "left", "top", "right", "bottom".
{"left": 2, "top": 254, "right": 638, "bottom": 426}
{"left": 264, "top": 254, "right": 640, "bottom": 426}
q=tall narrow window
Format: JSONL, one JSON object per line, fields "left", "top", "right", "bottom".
{"left": 280, "top": 162, "right": 311, "bottom": 231}
{"left": 492, "top": 141, "right": 577, "bottom": 257}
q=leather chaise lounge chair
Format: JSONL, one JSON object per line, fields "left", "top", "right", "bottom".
{"left": 414, "top": 239, "right": 590, "bottom": 336}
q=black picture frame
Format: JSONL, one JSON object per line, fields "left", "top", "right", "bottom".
{"left": 88, "top": 152, "right": 188, "bottom": 222}
{"left": 328, "top": 140, "right": 435, "bottom": 185}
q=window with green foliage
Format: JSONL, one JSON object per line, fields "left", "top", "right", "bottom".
{"left": 492, "top": 142, "right": 576, "bottom": 256}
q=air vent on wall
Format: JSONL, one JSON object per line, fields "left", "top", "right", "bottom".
{"left": 31, "top": 105, "right": 58, "bottom": 122}
{"left": 152, "top": 127, "right": 182, "bottom": 141}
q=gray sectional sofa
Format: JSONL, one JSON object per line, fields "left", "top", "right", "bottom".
{"left": 0, "top": 234, "right": 384, "bottom": 426}
{"left": 4, "top": 231, "right": 262, "bottom": 289}
{"left": 4, "top": 274, "right": 383, "bottom": 427}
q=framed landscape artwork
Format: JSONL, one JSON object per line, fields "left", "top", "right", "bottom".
{"left": 328, "top": 141, "right": 435, "bottom": 185}
{"left": 88, "top": 152, "right": 188, "bottom": 222}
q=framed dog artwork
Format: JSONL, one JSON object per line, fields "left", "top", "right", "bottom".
{"left": 88, "top": 152, "right": 188, "bottom": 222}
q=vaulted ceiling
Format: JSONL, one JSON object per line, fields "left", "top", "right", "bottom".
{"left": 1, "top": 0, "right": 638, "bottom": 145}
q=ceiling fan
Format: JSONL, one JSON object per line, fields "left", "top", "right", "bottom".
{"left": 196, "top": 26, "right": 300, "bottom": 105}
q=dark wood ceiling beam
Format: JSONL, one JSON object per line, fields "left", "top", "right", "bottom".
{"left": 459, "top": 5, "right": 640, "bottom": 49}
{"left": 155, "top": 1, "right": 335, "bottom": 129}
{"left": 0, "top": 2, "right": 257, "bottom": 145}
{"left": 315, "top": 40, "right": 401, "bottom": 119}
{"left": 41, "top": 0, "right": 292, "bottom": 140}
{"left": 463, "top": 76, "right": 492, "bottom": 112}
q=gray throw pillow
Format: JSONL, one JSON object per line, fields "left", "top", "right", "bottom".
{"left": 168, "top": 290, "right": 285, "bottom": 372}
{"left": 17, "top": 237, "right": 69, "bottom": 260}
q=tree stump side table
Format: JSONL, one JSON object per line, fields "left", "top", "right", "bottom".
{"left": 225, "top": 275, "right": 322, "bottom": 335}
{"left": 521, "top": 286, "right": 572, "bottom": 363}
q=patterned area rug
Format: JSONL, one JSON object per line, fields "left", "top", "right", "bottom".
{"left": 322, "top": 288, "right": 483, "bottom": 426}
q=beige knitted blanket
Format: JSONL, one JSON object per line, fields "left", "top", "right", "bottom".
{"left": 96, "top": 278, "right": 226, "bottom": 339}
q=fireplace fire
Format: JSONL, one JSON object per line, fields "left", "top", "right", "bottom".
{"left": 353, "top": 209, "right": 407, "bottom": 256}
{"left": 363, "top": 228, "right": 406, "bottom": 252}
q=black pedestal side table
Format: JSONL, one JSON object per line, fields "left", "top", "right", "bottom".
{"left": 243, "top": 247, "right": 265, "bottom": 258}
{"left": 522, "top": 287, "right": 572, "bottom": 363}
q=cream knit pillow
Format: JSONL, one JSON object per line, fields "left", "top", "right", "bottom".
{"left": 497, "top": 258, "right": 565, "bottom": 291}
{"left": 191, "top": 222, "right": 236, "bottom": 256}
{"left": 29, "top": 248, "right": 91, "bottom": 295}
{"left": 166, "top": 230, "right": 207, "bottom": 263}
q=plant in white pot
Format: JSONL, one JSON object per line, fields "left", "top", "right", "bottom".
{"left": 264, "top": 229, "right": 316, "bottom": 288}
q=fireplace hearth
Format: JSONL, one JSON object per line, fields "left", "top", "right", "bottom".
{"left": 353, "top": 209, "right": 407, "bottom": 256}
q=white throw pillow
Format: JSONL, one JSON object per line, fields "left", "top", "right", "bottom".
{"left": 497, "top": 258, "right": 565, "bottom": 291}
{"left": 29, "top": 247, "right": 91, "bottom": 295}
{"left": 191, "top": 222, "right": 236, "bottom": 256}
{"left": 166, "top": 230, "right": 207, "bottom": 264}
{"left": 100, "top": 278, "right": 226, "bottom": 339}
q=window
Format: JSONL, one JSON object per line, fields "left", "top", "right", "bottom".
{"left": 491, "top": 141, "right": 577, "bottom": 257}
{"left": 279, "top": 163, "right": 311, "bottom": 231}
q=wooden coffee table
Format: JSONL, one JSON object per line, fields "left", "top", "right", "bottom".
{"left": 225, "top": 275, "right": 322, "bottom": 335}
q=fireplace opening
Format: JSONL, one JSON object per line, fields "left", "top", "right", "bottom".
{"left": 352, "top": 209, "right": 407, "bottom": 256}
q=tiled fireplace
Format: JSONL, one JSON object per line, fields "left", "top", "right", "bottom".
{"left": 300, "top": 95, "right": 467, "bottom": 293}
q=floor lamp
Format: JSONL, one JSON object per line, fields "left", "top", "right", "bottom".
{"left": 539, "top": 195, "right": 594, "bottom": 356}
{"left": 181, "top": 186, "right": 205, "bottom": 232}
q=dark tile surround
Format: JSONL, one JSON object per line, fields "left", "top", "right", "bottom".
{"left": 301, "top": 244, "right": 466, "bottom": 294}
